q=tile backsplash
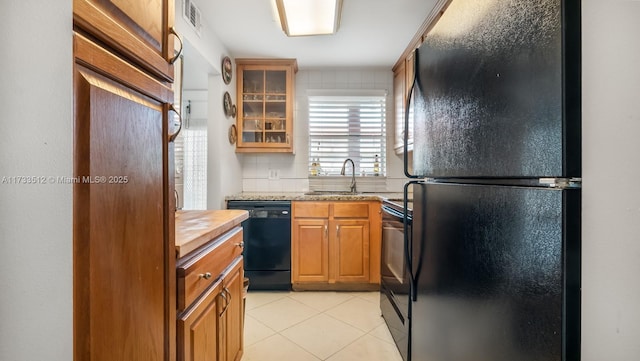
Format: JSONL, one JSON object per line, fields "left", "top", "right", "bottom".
{"left": 239, "top": 68, "right": 408, "bottom": 194}
{"left": 308, "top": 176, "right": 389, "bottom": 193}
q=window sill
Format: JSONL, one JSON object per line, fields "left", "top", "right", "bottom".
{"left": 308, "top": 175, "right": 388, "bottom": 193}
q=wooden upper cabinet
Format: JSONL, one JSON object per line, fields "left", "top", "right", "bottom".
{"left": 393, "top": 60, "right": 406, "bottom": 154}
{"left": 393, "top": 51, "right": 415, "bottom": 155}
{"left": 391, "top": 0, "right": 449, "bottom": 154}
{"left": 73, "top": 0, "right": 176, "bottom": 82}
{"left": 235, "top": 59, "right": 298, "bottom": 153}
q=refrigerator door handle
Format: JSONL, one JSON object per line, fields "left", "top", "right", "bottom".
{"left": 404, "top": 49, "right": 422, "bottom": 179}
{"left": 412, "top": 222, "right": 427, "bottom": 303}
{"left": 404, "top": 180, "right": 421, "bottom": 301}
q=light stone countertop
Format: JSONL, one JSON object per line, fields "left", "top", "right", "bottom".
{"left": 225, "top": 192, "right": 406, "bottom": 202}
{"left": 174, "top": 192, "right": 408, "bottom": 259}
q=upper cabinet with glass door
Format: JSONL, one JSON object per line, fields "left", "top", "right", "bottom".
{"left": 235, "top": 59, "right": 297, "bottom": 153}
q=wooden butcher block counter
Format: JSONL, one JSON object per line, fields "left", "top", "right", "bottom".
{"left": 175, "top": 209, "right": 249, "bottom": 258}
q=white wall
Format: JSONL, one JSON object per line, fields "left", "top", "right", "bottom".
{"left": 208, "top": 73, "right": 244, "bottom": 209}
{"left": 0, "top": 2, "right": 73, "bottom": 361}
{"left": 581, "top": 1, "right": 640, "bottom": 359}
{"left": 174, "top": 2, "right": 244, "bottom": 209}
{"left": 240, "top": 68, "right": 407, "bottom": 194}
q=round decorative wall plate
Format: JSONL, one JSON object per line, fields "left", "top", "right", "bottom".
{"left": 222, "top": 56, "right": 232, "bottom": 84}
{"left": 223, "top": 91, "right": 232, "bottom": 117}
{"left": 228, "top": 124, "right": 237, "bottom": 144}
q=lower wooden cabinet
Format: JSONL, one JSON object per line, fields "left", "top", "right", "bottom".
{"left": 222, "top": 258, "right": 244, "bottom": 361}
{"left": 292, "top": 218, "right": 330, "bottom": 283}
{"left": 333, "top": 219, "right": 370, "bottom": 283}
{"left": 292, "top": 201, "right": 381, "bottom": 289}
{"left": 178, "top": 278, "right": 223, "bottom": 361}
{"left": 177, "top": 227, "right": 244, "bottom": 361}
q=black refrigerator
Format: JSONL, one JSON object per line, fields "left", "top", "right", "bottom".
{"left": 404, "top": 1, "right": 581, "bottom": 361}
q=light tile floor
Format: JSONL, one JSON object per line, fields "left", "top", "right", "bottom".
{"left": 243, "top": 291, "right": 403, "bottom": 361}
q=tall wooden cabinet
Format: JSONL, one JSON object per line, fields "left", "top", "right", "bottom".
{"left": 291, "top": 201, "right": 381, "bottom": 290}
{"left": 235, "top": 58, "right": 297, "bottom": 153}
{"left": 73, "top": 1, "right": 178, "bottom": 360}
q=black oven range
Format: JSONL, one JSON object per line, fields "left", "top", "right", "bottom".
{"left": 380, "top": 199, "right": 412, "bottom": 361}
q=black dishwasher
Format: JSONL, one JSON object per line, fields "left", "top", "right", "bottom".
{"left": 227, "top": 200, "right": 291, "bottom": 290}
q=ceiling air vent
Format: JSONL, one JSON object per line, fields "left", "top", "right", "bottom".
{"left": 182, "top": 0, "right": 202, "bottom": 37}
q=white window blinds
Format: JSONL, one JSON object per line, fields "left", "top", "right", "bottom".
{"left": 308, "top": 90, "right": 386, "bottom": 176}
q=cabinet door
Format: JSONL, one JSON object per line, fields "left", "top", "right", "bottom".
{"left": 404, "top": 52, "right": 415, "bottom": 153}
{"left": 222, "top": 258, "right": 244, "bottom": 361}
{"left": 332, "top": 220, "right": 370, "bottom": 283}
{"left": 178, "top": 280, "right": 224, "bottom": 361}
{"left": 393, "top": 53, "right": 416, "bottom": 154}
{"left": 393, "top": 60, "right": 406, "bottom": 153}
{"left": 73, "top": 34, "right": 175, "bottom": 361}
{"left": 235, "top": 59, "right": 297, "bottom": 153}
{"left": 292, "top": 219, "right": 329, "bottom": 283}
{"left": 74, "top": 0, "right": 175, "bottom": 81}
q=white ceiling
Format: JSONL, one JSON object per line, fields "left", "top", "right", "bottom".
{"left": 197, "top": 0, "right": 437, "bottom": 69}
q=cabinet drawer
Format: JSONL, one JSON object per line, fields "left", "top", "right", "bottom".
{"left": 294, "top": 202, "right": 330, "bottom": 218}
{"left": 177, "top": 226, "right": 243, "bottom": 311}
{"left": 333, "top": 203, "right": 370, "bottom": 218}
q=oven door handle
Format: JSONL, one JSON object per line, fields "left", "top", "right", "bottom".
{"left": 382, "top": 205, "right": 404, "bottom": 219}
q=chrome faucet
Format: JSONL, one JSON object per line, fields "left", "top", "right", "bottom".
{"left": 340, "top": 158, "right": 357, "bottom": 193}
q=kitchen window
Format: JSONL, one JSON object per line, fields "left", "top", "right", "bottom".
{"left": 308, "top": 90, "right": 387, "bottom": 176}
{"left": 175, "top": 99, "right": 208, "bottom": 210}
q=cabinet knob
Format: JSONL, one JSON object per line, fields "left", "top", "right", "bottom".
{"left": 198, "top": 272, "right": 212, "bottom": 280}
{"left": 235, "top": 242, "right": 244, "bottom": 248}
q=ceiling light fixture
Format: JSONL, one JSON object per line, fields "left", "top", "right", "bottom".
{"left": 274, "top": 0, "right": 343, "bottom": 37}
